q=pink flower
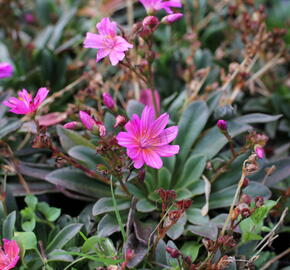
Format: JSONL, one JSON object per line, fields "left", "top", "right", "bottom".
{"left": 0, "top": 63, "right": 13, "bottom": 79}
{"left": 83, "top": 17, "right": 133, "bottom": 66}
{"left": 139, "top": 0, "right": 182, "bottom": 14}
{"left": 162, "top": 13, "right": 183, "bottom": 23}
{"left": 140, "top": 89, "right": 160, "bottom": 115}
{"left": 3, "top": 87, "right": 49, "bottom": 115}
{"left": 102, "top": 93, "right": 115, "bottom": 109}
{"left": 79, "top": 111, "right": 106, "bottom": 136}
{"left": 116, "top": 106, "right": 179, "bottom": 169}
{"left": 255, "top": 146, "right": 265, "bottom": 159}
{"left": 217, "top": 119, "right": 227, "bottom": 131}
{"left": 0, "top": 239, "right": 20, "bottom": 270}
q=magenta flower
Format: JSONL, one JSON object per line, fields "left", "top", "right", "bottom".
{"left": 0, "top": 239, "right": 20, "bottom": 270}
{"left": 0, "top": 62, "right": 13, "bottom": 79}
{"left": 84, "top": 17, "right": 133, "bottom": 66}
{"left": 162, "top": 13, "right": 183, "bottom": 24}
{"left": 217, "top": 119, "right": 228, "bottom": 131}
{"left": 3, "top": 87, "right": 49, "bottom": 115}
{"left": 255, "top": 147, "right": 265, "bottom": 159}
{"left": 139, "top": 0, "right": 182, "bottom": 14}
{"left": 140, "top": 89, "right": 160, "bottom": 115}
{"left": 79, "top": 111, "right": 106, "bottom": 137}
{"left": 102, "top": 93, "right": 115, "bottom": 109}
{"left": 116, "top": 106, "right": 179, "bottom": 169}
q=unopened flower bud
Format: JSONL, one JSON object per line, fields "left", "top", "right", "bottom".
{"left": 143, "top": 16, "right": 159, "bottom": 30}
{"left": 166, "top": 247, "right": 181, "bottom": 258}
{"left": 63, "top": 121, "right": 80, "bottom": 130}
{"left": 217, "top": 119, "right": 228, "bottom": 131}
{"left": 125, "top": 249, "right": 135, "bottom": 261}
{"left": 102, "top": 93, "right": 115, "bottom": 109}
{"left": 241, "top": 208, "right": 251, "bottom": 218}
{"left": 162, "top": 13, "right": 183, "bottom": 24}
{"left": 255, "top": 196, "right": 264, "bottom": 207}
{"left": 255, "top": 146, "right": 265, "bottom": 159}
{"left": 114, "top": 115, "right": 127, "bottom": 128}
{"left": 240, "top": 194, "right": 252, "bottom": 205}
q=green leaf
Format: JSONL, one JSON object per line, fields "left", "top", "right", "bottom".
{"left": 97, "top": 214, "right": 121, "bottom": 237}
{"left": 37, "top": 202, "right": 61, "bottom": 222}
{"left": 192, "top": 182, "right": 271, "bottom": 209}
{"left": 46, "top": 223, "right": 83, "bottom": 253}
{"left": 175, "top": 154, "right": 206, "bottom": 188}
{"left": 136, "top": 199, "right": 157, "bottom": 213}
{"left": 92, "top": 197, "right": 131, "bottom": 216}
{"left": 81, "top": 235, "right": 116, "bottom": 257}
{"left": 2, "top": 211, "right": 16, "bottom": 239}
{"left": 191, "top": 121, "right": 252, "bottom": 160}
{"left": 250, "top": 158, "right": 290, "bottom": 187}
{"left": 45, "top": 168, "right": 111, "bottom": 198}
{"left": 47, "top": 249, "right": 74, "bottom": 262}
{"left": 68, "top": 146, "right": 105, "bottom": 170}
{"left": 14, "top": 232, "right": 37, "bottom": 250}
{"left": 234, "top": 113, "right": 282, "bottom": 124}
{"left": 56, "top": 125, "right": 95, "bottom": 152}
{"left": 20, "top": 207, "right": 36, "bottom": 232}
{"left": 186, "top": 207, "right": 209, "bottom": 225}
{"left": 0, "top": 119, "right": 21, "bottom": 139}
{"left": 48, "top": 8, "right": 77, "bottom": 50}
{"left": 181, "top": 242, "right": 201, "bottom": 263}
{"left": 158, "top": 167, "right": 171, "bottom": 189}
{"left": 174, "top": 101, "right": 209, "bottom": 165}
{"left": 25, "top": 195, "right": 38, "bottom": 210}
{"left": 167, "top": 214, "right": 187, "bottom": 240}
{"left": 126, "top": 183, "right": 146, "bottom": 199}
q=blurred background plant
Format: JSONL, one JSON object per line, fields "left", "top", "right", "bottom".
{"left": 0, "top": 0, "right": 289, "bottom": 269}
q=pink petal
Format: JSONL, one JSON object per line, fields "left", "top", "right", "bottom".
{"left": 141, "top": 106, "right": 155, "bottom": 132}
{"left": 154, "top": 145, "right": 180, "bottom": 157}
{"left": 84, "top": 33, "right": 106, "bottom": 49}
{"left": 115, "top": 36, "right": 133, "bottom": 51}
{"left": 37, "top": 112, "right": 67, "bottom": 126}
{"left": 96, "top": 18, "right": 117, "bottom": 36}
{"left": 124, "top": 114, "right": 141, "bottom": 137}
{"left": 109, "top": 50, "right": 125, "bottom": 65}
{"left": 142, "top": 148, "right": 163, "bottom": 169}
{"left": 33, "top": 87, "right": 49, "bottom": 109}
{"left": 3, "top": 239, "right": 19, "bottom": 260}
{"left": 116, "top": 132, "right": 137, "bottom": 148}
{"left": 152, "top": 126, "right": 178, "bottom": 146}
{"left": 150, "top": 113, "right": 169, "bottom": 137}
{"left": 133, "top": 158, "right": 145, "bottom": 169}
{"left": 96, "top": 49, "right": 110, "bottom": 62}
{"left": 79, "top": 111, "right": 95, "bottom": 130}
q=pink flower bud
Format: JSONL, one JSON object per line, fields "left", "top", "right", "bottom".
{"left": 217, "top": 119, "right": 228, "bottom": 131}
{"left": 0, "top": 62, "right": 13, "bottom": 79}
{"left": 140, "top": 89, "right": 160, "bottom": 115}
{"left": 97, "top": 122, "right": 106, "bottom": 137}
{"left": 102, "top": 93, "right": 115, "bottom": 109}
{"left": 143, "top": 16, "right": 159, "bottom": 30}
{"left": 64, "top": 121, "right": 79, "bottom": 130}
{"left": 114, "top": 115, "right": 127, "bottom": 128}
{"left": 162, "top": 13, "right": 183, "bottom": 24}
{"left": 255, "top": 146, "right": 265, "bottom": 159}
{"left": 25, "top": 13, "right": 36, "bottom": 24}
{"left": 79, "top": 111, "right": 96, "bottom": 131}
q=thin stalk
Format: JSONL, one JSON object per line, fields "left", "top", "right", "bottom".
{"left": 110, "top": 177, "right": 127, "bottom": 243}
{"left": 220, "top": 161, "right": 247, "bottom": 236}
